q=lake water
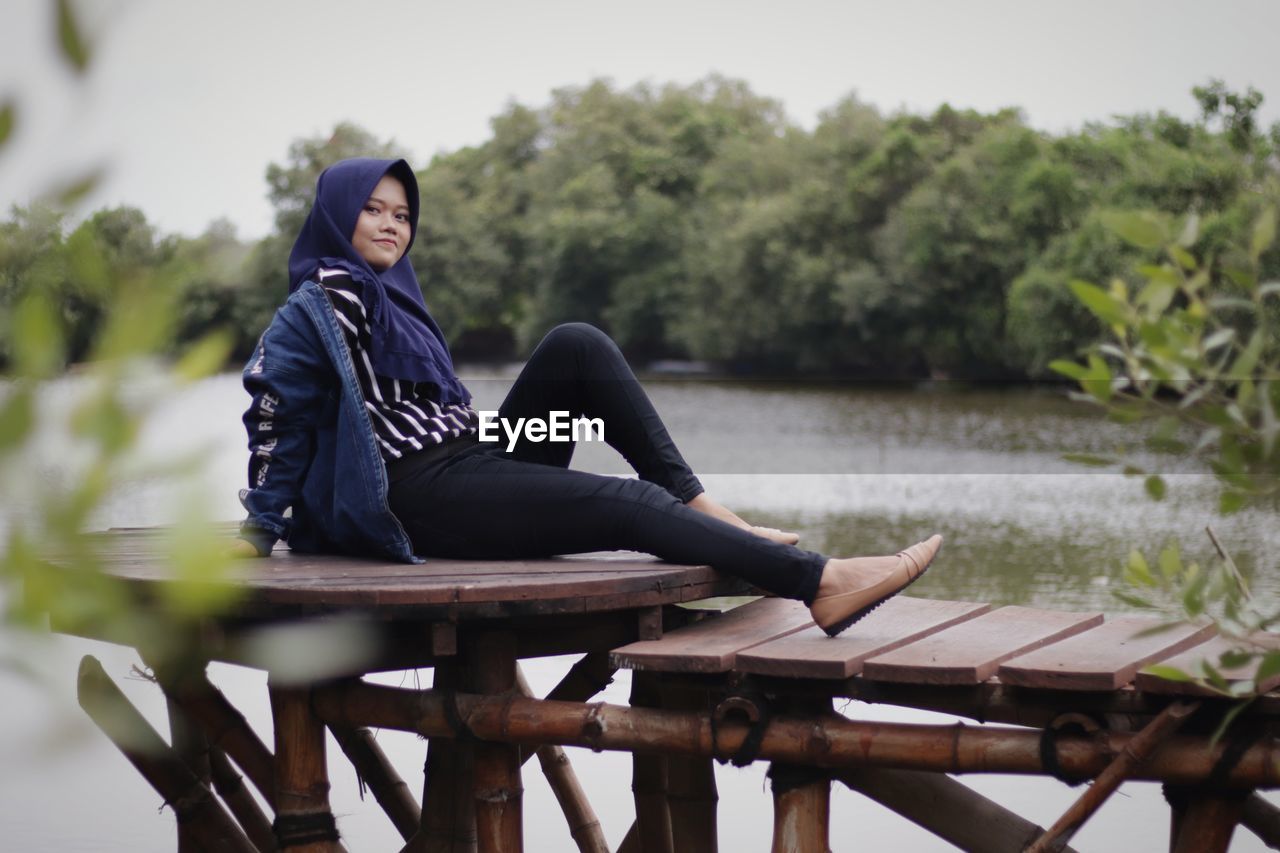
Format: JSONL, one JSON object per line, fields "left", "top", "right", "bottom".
{"left": 1, "top": 369, "right": 1276, "bottom": 851}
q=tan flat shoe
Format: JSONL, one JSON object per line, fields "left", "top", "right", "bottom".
{"left": 809, "top": 534, "right": 943, "bottom": 637}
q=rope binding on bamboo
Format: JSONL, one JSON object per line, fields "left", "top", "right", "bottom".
{"left": 272, "top": 812, "right": 339, "bottom": 848}
{"left": 711, "top": 691, "right": 771, "bottom": 767}
{"left": 439, "top": 689, "right": 476, "bottom": 741}
{"left": 1039, "top": 713, "right": 1103, "bottom": 786}
{"left": 768, "top": 761, "right": 831, "bottom": 794}
{"left": 1162, "top": 782, "right": 1252, "bottom": 811}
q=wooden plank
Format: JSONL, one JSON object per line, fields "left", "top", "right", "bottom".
{"left": 77, "top": 530, "right": 757, "bottom": 614}
{"left": 861, "top": 606, "right": 1104, "bottom": 686}
{"left": 1135, "top": 632, "right": 1280, "bottom": 696}
{"left": 736, "top": 597, "right": 992, "bottom": 679}
{"left": 97, "top": 555, "right": 702, "bottom": 583}
{"left": 998, "top": 617, "right": 1218, "bottom": 691}
{"left": 610, "top": 598, "right": 813, "bottom": 673}
{"left": 105, "top": 564, "right": 724, "bottom": 601}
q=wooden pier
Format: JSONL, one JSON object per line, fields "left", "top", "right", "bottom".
{"left": 64, "top": 527, "right": 1280, "bottom": 851}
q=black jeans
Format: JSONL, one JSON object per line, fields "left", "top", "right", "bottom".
{"left": 387, "top": 323, "right": 826, "bottom": 604}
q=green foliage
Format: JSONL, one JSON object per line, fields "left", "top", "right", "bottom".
{"left": 1, "top": 0, "right": 241, "bottom": 675}
{"left": 1054, "top": 198, "right": 1280, "bottom": 700}
{"left": 55, "top": 0, "right": 90, "bottom": 73}
{"left": 1053, "top": 205, "right": 1280, "bottom": 505}
{"left": 0, "top": 101, "right": 14, "bottom": 147}
{"left": 1117, "top": 536, "right": 1277, "bottom": 703}
{"left": 6, "top": 77, "right": 1279, "bottom": 378}
{"left": 1193, "top": 79, "right": 1269, "bottom": 154}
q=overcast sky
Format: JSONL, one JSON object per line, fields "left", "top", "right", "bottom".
{"left": 4, "top": 0, "right": 1280, "bottom": 240}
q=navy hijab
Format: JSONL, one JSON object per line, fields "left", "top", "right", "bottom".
{"left": 288, "top": 158, "right": 469, "bottom": 404}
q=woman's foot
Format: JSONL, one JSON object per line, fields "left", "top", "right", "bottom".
{"left": 810, "top": 534, "right": 943, "bottom": 637}
{"left": 686, "top": 493, "right": 800, "bottom": 545}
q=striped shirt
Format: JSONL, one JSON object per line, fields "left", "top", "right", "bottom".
{"left": 318, "top": 268, "right": 478, "bottom": 462}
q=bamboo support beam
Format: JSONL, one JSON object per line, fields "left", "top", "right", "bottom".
{"left": 167, "top": 693, "right": 213, "bottom": 853}
{"left": 838, "top": 767, "right": 1077, "bottom": 853}
{"left": 630, "top": 673, "right": 674, "bottom": 853}
{"left": 167, "top": 692, "right": 276, "bottom": 852}
{"left": 663, "top": 687, "right": 718, "bottom": 853}
{"left": 535, "top": 742, "right": 611, "bottom": 853}
{"left": 1170, "top": 791, "right": 1247, "bottom": 853}
{"left": 414, "top": 738, "right": 477, "bottom": 853}
{"left": 1027, "top": 700, "right": 1199, "bottom": 853}
{"left": 415, "top": 662, "right": 476, "bottom": 853}
{"left": 209, "top": 747, "right": 278, "bottom": 853}
{"left": 77, "top": 655, "right": 258, "bottom": 853}
{"left": 310, "top": 681, "right": 1280, "bottom": 787}
{"left": 468, "top": 630, "right": 523, "bottom": 853}
{"left": 329, "top": 724, "right": 421, "bottom": 841}
{"left": 666, "top": 756, "right": 717, "bottom": 853}
{"left": 615, "top": 823, "right": 639, "bottom": 853}
{"left": 770, "top": 768, "right": 829, "bottom": 853}
{"left": 269, "top": 684, "right": 346, "bottom": 853}
{"left": 160, "top": 668, "right": 277, "bottom": 808}
{"left": 518, "top": 652, "right": 616, "bottom": 768}
{"left": 1243, "top": 794, "right": 1280, "bottom": 850}
{"left": 514, "top": 668, "right": 608, "bottom": 853}
{"left": 768, "top": 696, "right": 830, "bottom": 853}
{"left": 544, "top": 652, "right": 617, "bottom": 704}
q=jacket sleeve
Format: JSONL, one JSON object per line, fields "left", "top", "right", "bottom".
{"left": 238, "top": 307, "right": 334, "bottom": 556}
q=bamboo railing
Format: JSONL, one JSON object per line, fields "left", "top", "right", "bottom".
{"left": 311, "top": 679, "right": 1280, "bottom": 788}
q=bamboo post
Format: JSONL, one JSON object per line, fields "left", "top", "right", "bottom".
{"left": 269, "top": 683, "right": 346, "bottom": 853}
{"left": 76, "top": 655, "right": 258, "bottom": 853}
{"left": 1027, "top": 700, "right": 1199, "bottom": 853}
{"left": 467, "top": 630, "right": 523, "bottom": 853}
{"left": 544, "top": 651, "right": 617, "bottom": 704}
{"left": 309, "top": 680, "right": 1280, "bottom": 787}
{"left": 839, "top": 767, "right": 1077, "bottom": 853}
{"left": 1243, "top": 793, "right": 1280, "bottom": 849}
{"left": 768, "top": 696, "right": 831, "bottom": 853}
{"left": 167, "top": 692, "right": 214, "bottom": 853}
{"left": 514, "top": 649, "right": 615, "bottom": 794}
{"left": 209, "top": 747, "right": 278, "bottom": 853}
{"left": 160, "top": 668, "right": 277, "bottom": 808}
{"left": 414, "top": 735, "right": 477, "bottom": 853}
{"left": 329, "top": 723, "right": 421, "bottom": 841}
{"left": 1170, "top": 790, "right": 1248, "bottom": 853}
{"left": 514, "top": 668, "right": 608, "bottom": 853}
{"left": 416, "top": 662, "right": 477, "bottom": 853}
{"left": 615, "top": 823, "right": 639, "bottom": 853}
{"left": 769, "top": 765, "right": 829, "bottom": 853}
{"left": 662, "top": 686, "right": 718, "bottom": 853}
{"left": 630, "top": 672, "right": 674, "bottom": 853}
{"left": 534, "top": 744, "right": 610, "bottom": 853}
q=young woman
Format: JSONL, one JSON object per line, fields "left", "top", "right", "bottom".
{"left": 233, "top": 157, "right": 941, "bottom": 636}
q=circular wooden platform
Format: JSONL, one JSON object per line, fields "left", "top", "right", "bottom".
{"left": 88, "top": 527, "right": 753, "bottom": 618}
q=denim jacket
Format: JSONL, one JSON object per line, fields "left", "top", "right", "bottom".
{"left": 239, "top": 280, "right": 418, "bottom": 562}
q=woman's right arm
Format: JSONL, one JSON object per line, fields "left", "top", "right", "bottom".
{"left": 237, "top": 310, "right": 334, "bottom": 556}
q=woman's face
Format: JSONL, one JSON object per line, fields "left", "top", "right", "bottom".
{"left": 351, "top": 174, "right": 411, "bottom": 271}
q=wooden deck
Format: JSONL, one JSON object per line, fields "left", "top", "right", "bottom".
{"left": 87, "top": 526, "right": 752, "bottom": 616}
{"left": 64, "top": 528, "right": 1280, "bottom": 852}
{"left": 611, "top": 594, "right": 1266, "bottom": 696}
{"left": 605, "top": 594, "right": 1280, "bottom": 852}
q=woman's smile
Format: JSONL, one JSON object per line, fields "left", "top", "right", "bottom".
{"left": 351, "top": 173, "right": 412, "bottom": 270}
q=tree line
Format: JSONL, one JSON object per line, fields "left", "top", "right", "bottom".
{"left": 3, "top": 76, "right": 1277, "bottom": 378}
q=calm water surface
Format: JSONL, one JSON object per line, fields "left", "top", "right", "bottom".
{"left": 1, "top": 370, "right": 1275, "bottom": 851}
